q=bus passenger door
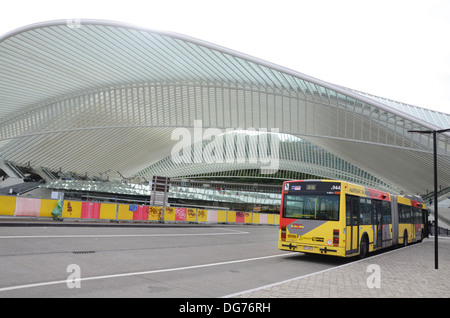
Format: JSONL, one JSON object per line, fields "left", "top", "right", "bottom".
{"left": 346, "top": 196, "right": 359, "bottom": 255}
{"left": 391, "top": 196, "right": 399, "bottom": 246}
{"left": 381, "top": 200, "right": 392, "bottom": 248}
{"left": 374, "top": 201, "right": 382, "bottom": 249}
{"left": 412, "top": 208, "right": 419, "bottom": 242}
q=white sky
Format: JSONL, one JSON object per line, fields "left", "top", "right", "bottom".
{"left": 2, "top": 0, "right": 449, "bottom": 114}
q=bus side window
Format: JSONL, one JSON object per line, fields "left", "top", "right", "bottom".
{"left": 359, "top": 198, "right": 372, "bottom": 225}
{"left": 382, "top": 201, "right": 391, "bottom": 224}
{"left": 399, "top": 204, "right": 412, "bottom": 223}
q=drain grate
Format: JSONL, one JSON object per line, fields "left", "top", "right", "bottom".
{"left": 72, "top": 251, "right": 95, "bottom": 254}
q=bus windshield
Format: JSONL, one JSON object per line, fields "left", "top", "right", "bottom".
{"left": 283, "top": 194, "right": 340, "bottom": 221}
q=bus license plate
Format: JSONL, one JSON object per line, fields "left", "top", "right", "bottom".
{"left": 303, "top": 246, "right": 313, "bottom": 251}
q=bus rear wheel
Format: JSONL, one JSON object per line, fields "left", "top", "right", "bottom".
{"left": 403, "top": 230, "right": 408, "bottom": 247}
{"left": 359, "top": 236, "right": 369, "bottom": 259}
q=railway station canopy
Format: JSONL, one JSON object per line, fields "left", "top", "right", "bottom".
{"left": 1, "top": 19, "right": 449, "bottom": 196}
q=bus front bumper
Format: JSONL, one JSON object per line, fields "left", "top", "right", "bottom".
{"left": 279, "top": 241, "right": 344, "bottom": 257}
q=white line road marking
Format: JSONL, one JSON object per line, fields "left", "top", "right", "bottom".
{"left": 0, "top": 253, "right": 296, "bottom": 293}
{"left": 0, "top": 229, "right": 249, "bottom": 239}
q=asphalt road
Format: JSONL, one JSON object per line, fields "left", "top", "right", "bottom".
{"left": 0, "top": 223, "right": 352, "bottom": 298}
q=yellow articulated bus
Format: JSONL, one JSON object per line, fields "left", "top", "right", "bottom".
{"left": 279, "top": 180, "right": 428, "bottom": 258}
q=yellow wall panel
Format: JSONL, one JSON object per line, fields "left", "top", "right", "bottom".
{"left": 197, "top": 209, "right": 207, "bottom": 222}
{"left": 252, "top": 213, "right": 260, "bottom": 224}
{"left": 63, "top": 200, "right": 82, "bottom": 218}
{"left": 0, "top": 196, "right": 16, "bottom": 216}
{"left": 186, "top": 208, "right": 197, "bottom": 222}
{"left": 148, "top": 206, "right": 162, "bottom": 221}
{"left": 227, "top": 211, "right": 236, "bottom": 223}
{"left": 39, "top": 199, "right": 58, "bottom": 217}
{"left": 217, "top": 210, "right": 227, "bottom": 223}
{"left": 274, "top": 214, "right": 280, "bottom": 224}
{"left": 100, "top": 203, "right": 117, "bottom": 220}
{"left": 164, "top": 207, "right": 175, "bottom": 221}
{"left": 117, "top": 204, "right": 133, "bottom": 220}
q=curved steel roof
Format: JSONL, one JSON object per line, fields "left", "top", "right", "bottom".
{"left": 0, "top": 19, "right": 449, "bottom": 194}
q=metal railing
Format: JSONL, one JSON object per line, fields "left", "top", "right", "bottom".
{"left": 430, "top": 224, "right": 450, "bottom": 236}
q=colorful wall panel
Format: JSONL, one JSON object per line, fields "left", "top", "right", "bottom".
{"left": 100, "top": 203, "right": 117, "bottom": 220}
{"left": 133, "top": 205, "right": 149, "bottom": 221}
{"left": 197, "top": 209, "right": 207, "bottom": 222}
{"left": 164, "top": 207, "right": 175, "bottom": 221}
{"left": 81, "top": 202, "right": 101, "bottom": 219}
{"left": 39, "top": 199, "right": 58, "bottom": 218}
{"left": 227, "top": 211, "right": 236, "bottom": 223}
{"left": 235, "top": 212, "right": 245, "bottom": 223}
{"left": 62, "top": 200, "right": 82, "bottom": 218}
{"left": 15, "top": 197, "right": 41, "bottom": 217}
{"left": 217, "top": 210, "right": 227, "bottom": 223}
{"left": 148, "top": 206, "right": 162, "bottom": 221}
{"left": 0, "top": 196, "right": 16, "bottom": 216}
{"left": 206, "top": 210, "right": 218, "bottom": 222}
{"left": 259, "top": 213, "right": 268, "bottom": 224}
{"left": 273, "top": 214, "right": 280, "bottom": 224}
{"left": 0, "top": 195, "right": 280, "bottom": 226}
{"left": 117, "top": 204, "right": 133, "bottom": 220}
{"left": 175, "top": 208, "right": 187, "bottom": 221}
{"left": 186, "top": 208, "right": 197, "bottom": 222}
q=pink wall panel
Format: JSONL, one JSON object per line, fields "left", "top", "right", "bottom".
{"left": 15, "top": 197, "right": 41, "bottom": 217}
{"left": 206, "top": 210, "right": 218, "bottom": 222}
{"left": 236, "top": 212, "right": 245, "bottom": 223}
{"left": 133, "top": 205, "right": 149, "bottom": 220}
{"left": 81, "top": 202, "right": 101, "bottom": 219}
{"left": 175, "top": 208, "right": 187, "bottom": 221}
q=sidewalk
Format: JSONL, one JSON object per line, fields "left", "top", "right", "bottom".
{"left": 234, "top": 238, "right": 450, "bottom": 298}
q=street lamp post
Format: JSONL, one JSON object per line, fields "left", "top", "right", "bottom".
{"left": 408, "top": 128, "right": 450, "bottom": 270}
